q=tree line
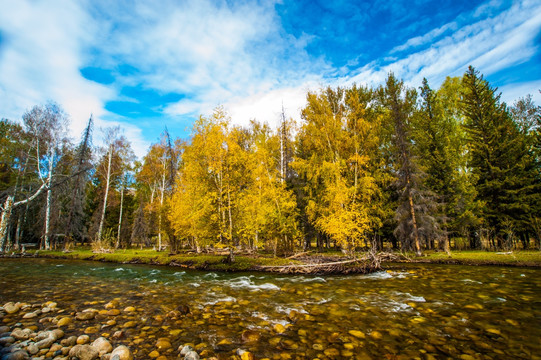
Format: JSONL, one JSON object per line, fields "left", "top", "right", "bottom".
{"left": 1, "top": 67, "right": 540, "bottom": 255}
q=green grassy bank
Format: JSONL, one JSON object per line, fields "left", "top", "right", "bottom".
{"left": 6, "top": 248, "right": 540, "bottom": 271}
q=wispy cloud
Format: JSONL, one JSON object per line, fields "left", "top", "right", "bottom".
{"left": 349, "top": 0, "right": 541, "bottom": 101}
{"left": 0, "top": 0, "right": 540, "bottom": 158}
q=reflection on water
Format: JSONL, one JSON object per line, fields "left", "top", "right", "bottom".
{"left": 1, "top": 258, "right": 540, "bottom": 359}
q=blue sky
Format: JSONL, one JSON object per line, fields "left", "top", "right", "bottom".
{"left": 1, "top": 0, "right": 540, "bottom": 157}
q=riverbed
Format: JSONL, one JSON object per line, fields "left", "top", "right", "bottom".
{"left": 1, "top": 258, "right": 539, "bottom": 359}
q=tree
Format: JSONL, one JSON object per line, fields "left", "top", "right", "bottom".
{"left": 93, "top": 127, "right": 135, "bottom": 246}
{"left": 293, "top": 86, "right": 378, "bottom": 252}
{"left": 377, "top": 74, "right": 440, "bottom": 256}
{"left": 461, "top": 66, "right": 537, "bottom": 248}
{"left": 64, "top": 115, "right": 93, "bottom": 248}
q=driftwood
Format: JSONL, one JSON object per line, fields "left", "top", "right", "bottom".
{"left": 257, "top": 253, "right": 382, "bottom": 275}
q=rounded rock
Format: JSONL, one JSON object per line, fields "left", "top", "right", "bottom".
{"left": 111, "top": 345, "right": 133, "bottom": 360}
{"left": 3, "top": 302, "right": 21, "bottom": 314}
{"left": 69, "top": 344, "right": 99, "bottom": 360}
{"left": 26, "top": 343, "right": 39, "bottom": 355}
{"left": 92, "top": 336, "right": 113, "bottom": 356}
{"left": 184, "top": 350, "right": 200, "bottom": 360}
{"left": 10, "top": 329, "right": 33, "bottom": 341}
{"left": 110, "top": 345, "right": 133, "bottom": 360}
{"left": 179, "top": 345, "right": 193, "bottom": 355}
{"left": 57, "top": 317, "right": 72, "bottom": 326}
{"left": 60, "top": 335, "right": 77, "bottom": 347}
{"left": 77, "top": 334, "right": 90, "bottom": 345}
{"left": 241, "top": 330, "right": 261, "bottom": 343}
{"left": 3, "top": 350, "right": 30, "bottom": 360}
{"left": 155, "top": 338, "right": 172, "bottom": 351}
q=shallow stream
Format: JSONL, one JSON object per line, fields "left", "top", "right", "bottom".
{"left": 0, "top": 258, "right": 539, "bottom": 359}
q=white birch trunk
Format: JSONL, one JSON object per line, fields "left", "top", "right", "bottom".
{"left": 43, "top": 149, "right": 55, "bottom": 250}
{"left": 116, "top": 182, "right": 124, "bottom": 249}
{"left": 97, "top": 144, "right": 113, "bottom": 243}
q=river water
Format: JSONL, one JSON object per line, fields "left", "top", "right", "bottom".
{"left": 0, "top": 258, "right": 539, "bottom": 359}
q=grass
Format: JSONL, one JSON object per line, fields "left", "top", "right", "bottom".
{"left": 17, "top": 247, "right": 541, "bottom": 271}
{"left": 25, "top": 247, "right": 299, "bottom": 271}
{"left": 406, "top": 250, "right": 541, "bottom": 267}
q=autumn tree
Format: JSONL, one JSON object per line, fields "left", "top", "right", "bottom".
{"left": 294, "top": 87, "right": 378, "bottom": 252}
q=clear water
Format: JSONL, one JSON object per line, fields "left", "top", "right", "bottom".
{"left": 0, "top": 258, "right": 539, "bottom": 359}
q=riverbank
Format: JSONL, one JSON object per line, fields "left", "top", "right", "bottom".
{"left": 2, "top": 248, "right": 540, "bottom": 271}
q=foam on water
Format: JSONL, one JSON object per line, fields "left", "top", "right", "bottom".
{"left": 204, "top": 296, "right": 237, "bottom": 305}
{"left": 401, "top": 292, "right": 426, "bottom": 302}
{"left": 224, "top": 276, "right": 280, "bottom": 291}
{"left": 462, "top": 279, "right": 482, "bottom": 284}
{"left": 364, "top": 271, "right": 393, "bottom": 280}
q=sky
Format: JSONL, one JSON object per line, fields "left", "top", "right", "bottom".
{"left": 1, "top": 0, "right": 540, "bottom": 157}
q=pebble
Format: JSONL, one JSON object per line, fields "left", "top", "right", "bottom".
{"left": 77, "top": 334, "right": 90, "bottom": 345}
{"left": 69, "top": 344, "right": 99, "bottom": 360}
{"left": 110, "top": 345, "right": 133, "bottom": 360}
{"left": 92, "top": 337, "right": 113, "bottom": 355}
{"left": 56, "top": 317, "right": 72, "bottom": 326}
{"left": 184, "top": 350, "right": 200, "bottom": 360}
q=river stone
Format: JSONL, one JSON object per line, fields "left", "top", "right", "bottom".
{"left": 123, "top": 307, "right": 135, "bottom": 312}
{"left": 0, "top": 336, "right": 15, "bottom": 346}
{"left": 324, "top": 348, "right": 340, "bottom": 357}
{"left": 22, "top": 312, "right": 37, "bottom": 319}
{"left": 104, "top": 301, "right": 119, "bottom": 310}
{"left": 106, "top": 309, "right": 120, "bottom": 316}
{"left": 84, "top": 326, "right": 99, "bottom": 334}
{"left": 110, "top": 345, "right": 133, "bottom": 360}
{"left": 179, "top": 345, "right": 193, "bottom": 355}
{"left": 26, "top": 344, "right": 39, "bottom": 355}
{"left": 112, "top": 331, "right": 125, "bottom": 340}
{"left": 273, "top": 324, "right": 286, "bottom": 334}
{"left": 60, "top": 336, "right": 77, "bottom": 347}
{"left": 77, "top": 335, "right": 90, "bottom": 345}
{"left": 148, "top": 350, "right": 160, "bottom": 358}
{"left": 40, "top": 307, "right": 51, "bottom": 314}
{"left": 69, "top": 344, "right": 99, "bottom": 360}
{"left": 0, "top": 326, "right": 9, "bottom": 333}
{"left": 348, "top": 330, "right": 365, "bottom": 339}
{"left": 184, "top": 351, "right": 199, "bottom": 360}
{"left": 121, "top": 321, "right": 136, "bottom": 329}
{"left": 176, "top": 305, "right": 190, "bottom": 315}
{"left": 155, "top": 338, "right": 171, "bottom": 351}
{"left": 91, "top": 337, "right": 112, "bottom": 355}
{"left": 51, "top": 329, "right": 64, "bottom": 340}
{"left": 241, "top": 330, "right": 261, "bottom": 343}
{"left": 76, "top": 312, "right": 96, "bottom": 321}
{"left": 236, "top": 349, "right": 254, "bottom": 360}
{"left": 35, "top": 334, "right": 55, "bottom": 349}
{"left": 57, "top": 317, "right": 72, "bottom": 326}
{"left": 45, "top": 302, "right": 57, "bottom": 309}
{"left": 2, "top": 350, "right": 29, "bottom": 360}
{"left": 11, "top": 329, "right": 33, "bottom": 341}
{"left": 50, "top": 344, "right": 62, "bottom": 353}
{"left": 4, "top": 303, "right": 20, "bottom": 314}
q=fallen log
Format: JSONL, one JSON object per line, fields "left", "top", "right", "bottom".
{"left": 256, "top": 255, "right": 381, "bottom": 275}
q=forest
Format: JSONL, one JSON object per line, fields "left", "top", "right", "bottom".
{"left": 1, "top": 66, "right": 540, "bottom": 256}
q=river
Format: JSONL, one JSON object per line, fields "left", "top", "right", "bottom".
{"left": 0, "top": 258, "right": 539, "bottom": 359}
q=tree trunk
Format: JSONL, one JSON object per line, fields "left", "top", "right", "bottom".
{"left": 43, "top": 149, "right": 55, "bottom": 250}
{"left": 116, "top": 183, "right": 124, "bottom": 249}
{"left": 97, "top": 144, "right": 113, "bottom": 243}
{"left": 407, "top": 191, "right": 422, "bottom": 256}
{"left": 158, "top": 172, "right": 166, "bottom": 251}
{"left": 0, "top": 196, "right": 14, "bottom": 252}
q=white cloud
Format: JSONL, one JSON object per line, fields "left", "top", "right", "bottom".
{"left": 0, "top": 0, "right": 153, "bottom": 156}
{"left": 500, "top": 80, "right": 541, "bottom": 104}
{"left": 225, "top": 84, "right": 317, "bottom": 129}
{"left": 350, "top": 0, "right": 541, "bottom": 90}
